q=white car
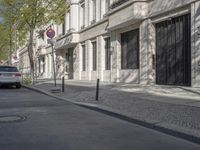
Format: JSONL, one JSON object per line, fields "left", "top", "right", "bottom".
{"left": 0, "top": 65, "right": 22, "bottom": 88}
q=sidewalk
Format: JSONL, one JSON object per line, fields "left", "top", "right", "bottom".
{"left": 28, "top": 80, "right": 200, "bottom": 140}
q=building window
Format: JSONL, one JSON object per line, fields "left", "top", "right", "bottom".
{"left": 92, "top": 41, "right": 97, "bottom": 71}
{"left": 105, "top": 37, "right": 111, "bottom": 70}
{"left": 62, "top": 19, "right": 66, "bottom": 35}
{"left": 82, "top": 44, "right": 86, "bottom": 71}
{"left": 66, "top": 53, "right": 68, "bottom": 72}
{"left": 38, "top": 59, "right": 41, "bottom": 73}
{"left": 121, "top": 29, "right": 139, "bottom": 69}
{"left": 105, "top": 0, "right": 110, "bottom": 12}
{"left": 42, "top": 57, "right": 45, "bottom": 73}
{"left": 80, "top": 1, "right": 85, "bottom": 29}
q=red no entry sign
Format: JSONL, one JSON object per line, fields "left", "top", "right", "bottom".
{"left": 46, "top": 28, "right": 55, "bottom": 39}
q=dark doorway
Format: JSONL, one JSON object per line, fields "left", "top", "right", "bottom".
{"left": 66, "top": 48, "right": 74, "bottom": 79}
{"left": 155, "top": 14, "right": 191, "bottom": 86}
{"left": 121, "top": 29, "right": 139, "bottom": 70}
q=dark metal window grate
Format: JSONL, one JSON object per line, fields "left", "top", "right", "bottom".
{"left": 92, "top": 41, "right": 97, "bottom": 71}
{"left": 155, "top": 14, "right": 191, "bottom": 86}
{"left": 82, "top": 45, "right": 86, "bottom": 71}
{"left": 105, "top": 37, "right": 111, "bottom": 70}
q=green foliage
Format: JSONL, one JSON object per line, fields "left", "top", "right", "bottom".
{"left": 0, "top": 23, "right": 10, "bottom": 60}
{"left": 22, "top": 76, "right": 32, "bottom": 85}
{"left": 0, "top": 0, "right": 69, "bottom": 43}
{"left": 0, "top": 0, "right": 22, "bottom": 61}
{"left": 0, "top": 0, "right": 69, "bottom": 78}
{"left": 0, "top": 0, "right": 69, "bottom": 32}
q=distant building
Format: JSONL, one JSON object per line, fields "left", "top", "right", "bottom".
{"left": 19, "top": 46, "right": 30, "bottom": 76}
{"left": 11, "top": 49, "right": 20, "bottom": 67}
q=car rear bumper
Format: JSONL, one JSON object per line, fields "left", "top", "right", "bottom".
{"left": 0, "top": 79, "right": 22, "bottom": 85}
{"left": 0, "top": 78, "right": 22, "bottom": 83}
{"left": 0, "top": 82, "right": 21, "bottom": 85}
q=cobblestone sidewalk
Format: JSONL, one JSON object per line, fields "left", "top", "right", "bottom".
{"left": 33, "top": 80, "right": 200, "bottom": 139}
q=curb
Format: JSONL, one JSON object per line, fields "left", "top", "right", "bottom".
{"left": 23, "top": 85, "right": 200, "bottom": 145}
{"left": 23, "top": 85, "right": 75, "bottom": 104}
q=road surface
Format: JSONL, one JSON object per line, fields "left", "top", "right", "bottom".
{"left": 0, "top": 87, "right": 199, "bottom": 150}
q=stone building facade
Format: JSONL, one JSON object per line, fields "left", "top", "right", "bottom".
{"left": 35, "top": 0, "right": 200, "bottom": 87}
{"left": 19, "top": 46, "right": 30, "bottom": 76}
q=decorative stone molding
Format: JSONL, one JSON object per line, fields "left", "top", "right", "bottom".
{"left": 110, "top": 0, "right": 129, "bottom": 9}
{"left": 91, "top": 19, "right": 96, "bottom": 25}
{"left": 81, "top": 25, "right": 85, "bottom": 30}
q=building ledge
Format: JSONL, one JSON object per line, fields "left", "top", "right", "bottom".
{"left": 107, "top": 0, "right": 150, "bottom": 30}
{"left": 79, "top": 18, "right": 108, "bottom": 33}
{"left": 56, "top": 28, "right": 78, "bottom": 41}
{"left": 108, "top": 0, "right": 150, "bottom": 15}
{"left": 54, "top": 32, "right": 80, "bottom": 50}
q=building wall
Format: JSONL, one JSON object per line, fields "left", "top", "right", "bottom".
{"left": 32, "top": 0, "right": 200, "bottom": 87}
{"left": 191, "top": 1, "right": 200, "bottom": 87}
{"left": 19, "top": 47, "right": 30, "bottom": 76}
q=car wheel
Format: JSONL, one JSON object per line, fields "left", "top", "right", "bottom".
{"left": 16, "top": 84, "right": 21, "bottom": 89}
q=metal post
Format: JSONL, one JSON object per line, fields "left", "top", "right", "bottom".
{"left": 62, "top": 76, "right": 65, "bottom": 92}
{"left": 51, "top": 44, "right": 56, "bottom": 87}
{"left": 96, "top": 78, "right": 100, "bottom": 101}
{"left": 9, "top": 32, "right": 12, "bottom": 65}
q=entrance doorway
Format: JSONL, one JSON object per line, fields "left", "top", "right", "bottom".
{"left": 155, "top": 14, "right": 191, "bottom": 86}
{"left": 66, "top": 48, "right": 74, "bottom": 79}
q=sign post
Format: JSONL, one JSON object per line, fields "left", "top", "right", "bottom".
{"left": 46, "top": 28, "right": 57, "bottom": 87}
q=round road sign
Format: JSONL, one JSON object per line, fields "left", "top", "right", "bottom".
{"left": 46, "top": 28, "right": 55, "bottom": 39}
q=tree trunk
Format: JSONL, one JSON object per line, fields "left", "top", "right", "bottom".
{"left": 9, "top": 34, "right": 12, "bottom": 65}
{"left": 27, "top": 29, "right": 35, "bottom": 85}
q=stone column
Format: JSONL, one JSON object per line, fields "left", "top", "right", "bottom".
{"left": 97, "top": 36, "right": 103, "bottom": 81}
{"left": 45, "top": 54, "right": 48, "bottom": 78}
{"left": 111, "top": 30, "right": 120, "bottom": 83}
{"left": 147, "top": 20, "right": 156, "bottom": 85}
{"left": 85, "top": 0, "right": 89, "bottom": 27}
{"left": 86, "top": 40, "right": 92, "bottom": 80}
{"left": 73, "top": 45, "right": 80, "bottom": 80}
{"left": 139, "top": 19, "right": 153, "bottom": 85}
{"left": 191, "top": 1, "right": 200, "bottom": 87}
{"left": 96, "top": 0, "right": 101, "bottom": 22}
{"left": 49, "top": 53, "right": 52, "bottom": 79}
{"left": 70, "top": 0, "right": 79, "bottom": 31}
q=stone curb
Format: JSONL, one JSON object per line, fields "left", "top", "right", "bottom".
{"left": 22, "top": 85, "right": 75, "bottom": 104}
{"left": 22, "top": 85, "right": 200, "bottom": 145}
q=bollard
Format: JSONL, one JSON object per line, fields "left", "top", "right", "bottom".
{"left": 96, "top": 78, "right": 100, "bottom": 101}
{"left": 62, "top": 76, "right": 65, "bottom": 92}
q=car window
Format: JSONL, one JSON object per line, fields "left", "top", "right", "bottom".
{"left": 0, "top": 66, "right": 18, "bottom": 72}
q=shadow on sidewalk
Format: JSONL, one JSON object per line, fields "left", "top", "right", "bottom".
{"left": 179, "top": 87, "right": 200, "bottom": 96}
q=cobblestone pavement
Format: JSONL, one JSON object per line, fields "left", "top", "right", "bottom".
{"left": 34, "top": 80, "right": 200, "bottom": 138}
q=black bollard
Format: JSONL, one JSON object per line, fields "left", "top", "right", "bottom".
{"left": 62, "top": 76, "right": 65, "bottom": 92}
{"left": 96, "top": 78, "right": 100, "bottom": 101}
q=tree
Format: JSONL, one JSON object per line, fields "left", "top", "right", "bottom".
{"left": 0, "top": 23, "right": 10, "bottom": 61}
{"left": 0, "top": 1, "right": 17, "bottom": 63}
{"left": 0, "top": 0, "right": 69, "bottom": 83}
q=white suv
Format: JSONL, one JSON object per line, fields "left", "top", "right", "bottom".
{"left": 0, "top": 66, "right": 22, "bottom": 88}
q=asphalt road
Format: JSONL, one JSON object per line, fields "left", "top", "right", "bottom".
{"left": 0, "top": 87, "right": 199, "bottom": 150}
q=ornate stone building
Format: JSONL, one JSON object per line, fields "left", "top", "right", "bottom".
{"left": 34, "top": 0, "right": 200, "bottom": 87}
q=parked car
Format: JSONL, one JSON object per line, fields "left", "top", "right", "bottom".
{"left": 0, "top": 65, "right": 22, "bottom": 88}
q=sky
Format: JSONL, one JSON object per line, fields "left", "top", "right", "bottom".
{"left": 0, "top": 17, "right": 3, "bottom": 23}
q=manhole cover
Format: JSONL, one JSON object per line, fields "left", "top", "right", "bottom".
{"left": 0, "top": 115, "right": 26, "bottom": 123}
